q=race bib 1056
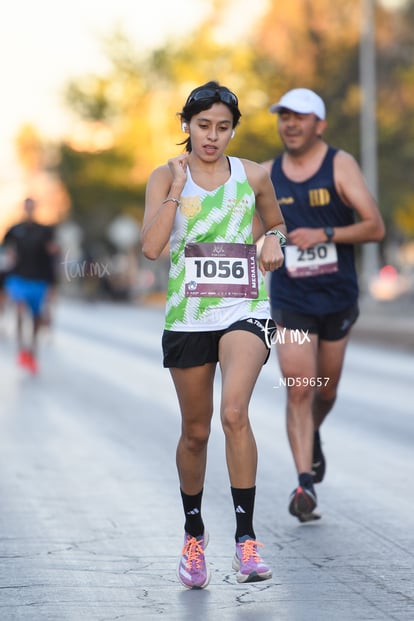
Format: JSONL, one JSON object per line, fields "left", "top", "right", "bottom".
{"left": 185, "top": 242, "right": 258, "bottom": 298}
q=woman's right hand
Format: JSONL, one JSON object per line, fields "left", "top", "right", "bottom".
{"left": 167, "top": 153, "right": 189, "bottom": 188}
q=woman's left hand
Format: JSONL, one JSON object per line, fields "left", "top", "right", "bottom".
{"left": 258, "top": 236, "right": 284, "bottom": 275}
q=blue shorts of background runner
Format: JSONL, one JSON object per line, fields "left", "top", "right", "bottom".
{"left": 5, "top": 275, "right": 48, "bottom": 317}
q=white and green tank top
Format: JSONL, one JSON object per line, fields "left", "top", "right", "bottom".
{"left": 165, "top": 156, "right": 270, "bottom": 331}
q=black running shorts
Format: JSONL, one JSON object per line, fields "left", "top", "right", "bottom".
{"left": 162, "top": 317, "right": 276, "bottom": 368}
{"left": 271, "top": 303, "right": 359, "bottom": 341}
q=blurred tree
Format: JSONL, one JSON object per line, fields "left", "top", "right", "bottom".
{"left": 251, "top": 0, "right": 414, "bottom": 238}
{"left": 55, "top": 0, "right": 414, "bottom": 248}
{"left": 58, "top": 144, "right": 142, "bottom": 252}
{"left": 376, "top": 0, "right": 414, "bottom": 236}
{"left": 58, "top": 31, "right": 148, "bottom": 251}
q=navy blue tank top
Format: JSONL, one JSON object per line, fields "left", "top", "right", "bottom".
{"left": 270, "top": 146, "right": 358, "bottom": 314}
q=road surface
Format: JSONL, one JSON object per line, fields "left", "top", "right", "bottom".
{"left": 0, "top": 299, "right": 413, "bottom": 620}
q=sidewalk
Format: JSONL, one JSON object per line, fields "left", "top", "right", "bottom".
{"left": 351, "top": 294, "right": 414, "bottom": 352}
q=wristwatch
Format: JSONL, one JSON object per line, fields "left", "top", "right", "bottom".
{"left": 324, "top": 226, "right": 335, "bottom": 243}
{"left": 265, "top": 229, "right": 287, "bottom": 247}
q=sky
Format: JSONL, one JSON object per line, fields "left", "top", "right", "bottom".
{"left": 0, "top": 0, "right": 405, "bottom": 169}
{"left": 0, "top": 0, "right": 405, "bottom": 214}
{"left": 0, "top": 0, "right": 268, "bottom": 175}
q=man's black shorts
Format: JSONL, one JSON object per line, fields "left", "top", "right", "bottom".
{"left": 271, "top": 303, "right": 359, "bottom": 341}
{"left": 162, "top": 317, "right": 276, "bottom": 368}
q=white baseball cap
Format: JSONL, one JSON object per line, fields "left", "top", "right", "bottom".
{"left": 269, "top": 88, "right": 326, "bottom": 120}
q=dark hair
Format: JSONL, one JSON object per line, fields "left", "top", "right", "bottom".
{"left": 178, "top": 81, "right": 242, "bottom": 153}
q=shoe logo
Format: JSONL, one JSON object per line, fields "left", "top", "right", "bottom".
{"left": 186, "top": 508, "right": 200, "bottom": 515}
{"left": 235, "top": 505, "right": 246, "bottom": 514}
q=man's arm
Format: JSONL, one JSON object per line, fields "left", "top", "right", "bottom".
{"left": 289, "top": 150, "right": 385, "bottom": 250}
{"left": 332, "top": 150, "right": 385, "bottom": 244}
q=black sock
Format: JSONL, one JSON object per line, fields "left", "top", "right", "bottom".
{"left": 299, "top": 472, "right": 315, "bottom": 493}
{"left": 313, "top": 430, "right": 321, "bottom": 455}
{"left": 231, "top": 486, "right": 256, "bottom": 542}
{"left": 180, "top": 488, "right": 204, "bottom": 537}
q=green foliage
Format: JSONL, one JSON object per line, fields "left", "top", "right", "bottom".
{"left": 54, "top": 0, "right": 414, "bottom": 246}
{"left": 58, "top": 144, "right": 144, "bottom": 250}
{"left": 65, "top": 76, "right": 114, "bottom": 122}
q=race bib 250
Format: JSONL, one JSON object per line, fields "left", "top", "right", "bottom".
{"left": 285, "top": 243, "right": 338, "bottom": 278}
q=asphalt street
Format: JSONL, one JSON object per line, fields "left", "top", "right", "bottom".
{"left": 0, "top": 299, "right": 413, "bottom": 621}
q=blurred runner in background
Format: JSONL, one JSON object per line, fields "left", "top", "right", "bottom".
{"left": 0, "top": 244, "right": 12, "bottom": 317}
{"left": 2, "top": 197, "right": 59, "bottom": 374}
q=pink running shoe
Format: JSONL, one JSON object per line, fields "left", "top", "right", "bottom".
{"left": 177, "top": 532, "right": 210, "bottom": 589}
{"left": 232, "top": 536, "right": 272, "bottom": 583}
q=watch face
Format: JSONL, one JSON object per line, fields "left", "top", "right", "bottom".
{"left": 325, "top": 227, "right": 334, "bottom": 241}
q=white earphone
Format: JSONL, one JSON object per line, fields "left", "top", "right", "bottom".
{"left": 231, "top": 129, "right": 235, "bottom": 138}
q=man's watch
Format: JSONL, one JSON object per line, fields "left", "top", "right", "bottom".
{"left": 324, "top": 226, "right": 335, "bottom": 243}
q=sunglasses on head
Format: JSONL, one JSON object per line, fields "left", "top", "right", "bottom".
{"left": 187, "top": 87, "right": 238, "bottom": 107}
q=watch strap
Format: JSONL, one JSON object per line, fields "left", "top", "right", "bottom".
{"left": 265, "top": 229, "right": 287, "bottom": 247}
